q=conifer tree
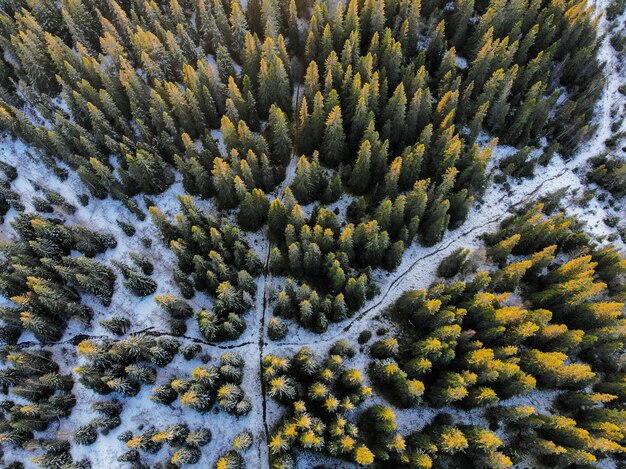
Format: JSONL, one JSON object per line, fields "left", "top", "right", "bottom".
{"left": 421, "top": 198, "right": 450, "bottom": 247}
{"left": 320, "top": 106, "right": 347, "bottom": 166}
{"left": 112, "top": 260, "right": 156, "bottom": 297}
{"left": 349, "top": 140, "right": 372, "bottom": 195}
{"left": 303, "top": 61, "right": 320, "bottom": 105}
{"left": 238, "top": 189, "right": 270, "bottom": 231}
{"left": 268, "top": 104, "right": 293, "bottom": 165}
{"left": 229, "top": 0, "right": 250, "bottom": 57}
{"left": 126, "top": 150, "right": 173, "bottom": 195}
{"left": 437, "top": 248, "right": 470, "bottom": 278}
{"left": 217, "top": 45, "right": 237, "bottom": 85}
{"left": 268, "top": 316, "right": 288, "bottom": 340}
{"left": 258, "top": 56, "right": 291, "bottom": 117}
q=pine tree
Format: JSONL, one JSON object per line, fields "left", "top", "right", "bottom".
{"left": 212, "top": 157, "right": 238, "bottom": 209}
{"left": 438, "top": 248, "right": 470, "bottom": 278}
{"left": 345, "top": 275, "right": 367, "bottom": 311}
{"left": 123, "top": 270, "right": 157, "bottom": 297}
{"left": 258, "top": 56, "right": 291, "bottom": 118}
{"left": 126, "top": 150, "right": 173, "bottom": 195}
{"left": 155, "top": 294, "right": 193, "bottom": 320}
{"left": 217, "top": 45, "right": 237, "bottom": 85}
{"left": 268, "top": 316, "right": 288, "bottom": 340}
{"left": 238, "top": 189, "right": 270, "bottom": 231}
{"left": 349, "top": 140, "right": 372, "bottom": 195}
{"left": 288, "top": 242, "right": 303, "bottom": 272}
{"left": 450, "top": 0, "right": 475, "bottom": 48}
{"left": 303, "top": 242, "right": 323, "bottom": 276}
{"left": 382, "top": 83, "right": 408, "bottom": 148}
{"left": 322, "top": 173, "right": 343, "bottom": 203}
{"left": 266, "top": 199, "right": 287, "bottom": 243}
{"left": 268, "top": 104, "right": 293, "bottom": 165}
{"left": 291, "top": 155, "right": 315, "bottom": 203}
{"left": 74, "top": 257, "right": 116, "bottom": 306}
{"left": 448, "top": 189, "right": 474, "bottom": 227}
{"left": 100, "top": 317, "right": 131, "bottom": 336}
{"left": 300, "top": 92, "right": 326, "bottom": 156}
{"left": 523, "top": 350, "right": 595, "bottom": 388}
{"left": 215, "top": 450, "right": 244, "bottom": 469}
{"left": 229, "top": 0, "right": 249, "bottom": 58}
{"left": 12, "top": 11, "right": 60, "bottom": 94}
{"left": 304, "top": 61, "right": 320, "bottom": 105}
{"left": 421, "top": 198, "right": 450, "bottom": 247}
{"left": 489, "top": 234, "right": 521, "bottom": 264}
{"left": 384, "top": 157, "right": 402, "bottom": 200}
{"left": 320, "top": 106, "right": 347, "bottom": 166}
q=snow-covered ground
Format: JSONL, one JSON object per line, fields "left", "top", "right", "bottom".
{"left": 0, "top": 0, "right": 624, "bottom": 466}
{"left": 268, "top": 0, "right": 626, "bottom": 465}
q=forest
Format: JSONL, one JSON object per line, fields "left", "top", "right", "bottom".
{"left": 0, "top": 0, "right": 624, "bottom": 467}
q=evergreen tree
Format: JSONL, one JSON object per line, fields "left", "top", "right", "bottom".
{"left": 126, "top": 150, "right": 173, "bottom": 195}
{"left": 436, "top": 249, "right": 469, "bottom": 280}
{"left": 268, "top": 316, "right": 288, "bottom": 340}
{"left": 268, "top": 104, "right": 293, "bottom": 165}
{"left": 320, "top": 106, "right": 347, "bottom": 166}
{"left": 349, "top": 140, "right": 373, "bottom": 195}
{"left": 238, "top": 189, "right": 270, "bottom": 231}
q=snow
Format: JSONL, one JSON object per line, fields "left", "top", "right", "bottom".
{"left": 211, "top": 129, "right": 227, "bottom": 155}
{"left": 263, "top": 0, "right": 626, "bottom": 460}
{"left": 62, "top": 349, "right": 263, "bottom": 468}
{"left": 0, "top": 0, "right": 625, "bottom": 466}
{"left": 0, "top": 137, "right": 268, "bottom": 467}
{"left": 455, "top": 56, "right": 468, "bottom": 70}
{"left": 206, "top": 54, "right": 219, "bottom": 74}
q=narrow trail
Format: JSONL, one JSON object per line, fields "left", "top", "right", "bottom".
{"left": 265, "top": 9, "right": 626, "bottom": 350}
{"left": 2, "top": 3, "right": 621, "bottom": 468}
{"left": 12, "top": 328, "right": 255, "bottom": 350}
{"left": 256, "top": 83, "right": 304, "bottom": 466}
{"left": 273, "top": 166, "right": 572, "bottom": 348}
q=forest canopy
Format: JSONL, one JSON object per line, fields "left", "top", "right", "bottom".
{"left": 0, "top": 0, "right": 622, "bottom": 467}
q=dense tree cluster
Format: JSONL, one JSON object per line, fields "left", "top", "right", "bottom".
{"left": 0, "top": 211, "right": 116, "bottom": 342}
{"left": 587, "top": 154, "right": 626, "bottom": 199}
{"left": 267, "top": 160, "right": 484, "bottom": 332}
{"left": 259, "top": 203, "right": 626, "bottom": 467}
{"left": 269, "top": 201, "right": 377, "bottom": 332}
{"left": 75, "top": 334, "right": 178, "bottom": 396}
{"left": 151, "top": 351, "right": 251, "bottom": 416}
{"left": 263, "top": 341, "right": 375, "bottom": 467}
{"left": 262, "top": 339, "right": 520, "bottom": 468}
{"left": 260, "top": 0, "right": 602, "bottom": 333}
{"left": 0, "top": 0, "right": 605, "bottom": 339}
{"left": 0, "top": 0, "right": 615, "bottom": 466}
{"left": 0, "top": 0, "right": 602, "bottom": 210}
{"left": 359, "top": 411, "right": 514, "bottom": 468}
{"left": 364, "top": 203, "right": 626, "bottom": 466}
{"left": 0, "top": 349, "right": 75, "bottom": 450}
{"left": 150, "top": 195, "right": 262, "bottom": 339}
{"left": 117, "top": 423, "right": 212, "bottom": 466}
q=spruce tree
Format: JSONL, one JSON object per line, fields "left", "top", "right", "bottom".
{"left": 349, "top": 140, "right": 373, "bottom": 195}
{"left": 320, "top": 106, "right": 347, "bottom": 166}
{"left": 238, "top": 189, "right": 270, "bottom": 231}
{"left": 268, "top": 104, "right": 293, "bottom": 165}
